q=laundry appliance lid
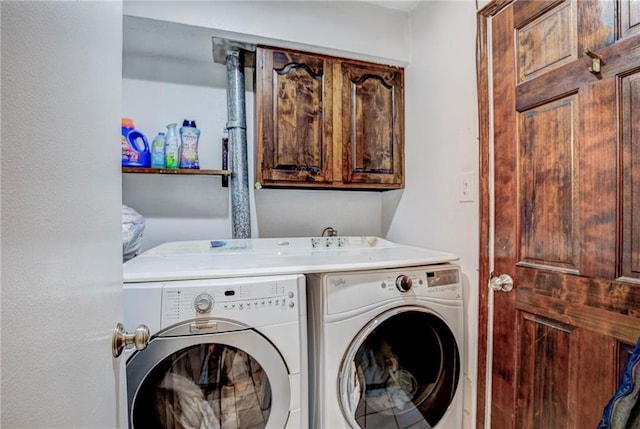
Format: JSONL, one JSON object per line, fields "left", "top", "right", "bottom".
{"left": 123, "top": 236, "right": 459, "bottom": 283}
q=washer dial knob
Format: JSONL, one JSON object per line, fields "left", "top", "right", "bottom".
{"left": 194, "top": 293, "right": 214, "bottom": 314}
{"left": 395, "top": 275, "right": 413, "bottom": 292}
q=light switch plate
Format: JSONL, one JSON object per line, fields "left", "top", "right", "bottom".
{"left": 459, "top": 171, "right": 474, "bottom": 202}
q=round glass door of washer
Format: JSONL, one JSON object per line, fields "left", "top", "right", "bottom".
{"left": 127, "top": 328, "right": 291, "bottom": 429}
{"left": 340, "top": 307, "right": 461, "bottom": 429}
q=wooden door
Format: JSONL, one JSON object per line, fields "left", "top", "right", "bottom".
{"left": 477, "top": 1, "right": 640, "bottom": 428}
{"left": 340, "top": 61, "right": 404, "bottom": 188}
{"left": 256, "top": 47, "right": 334, "bottom": 186}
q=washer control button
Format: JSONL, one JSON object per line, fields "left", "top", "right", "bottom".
{"left": 395, "top": 275, "right": 413, "bottom": 292}
{"left": 193, "top": 293, "right": 214, "bottom": 314}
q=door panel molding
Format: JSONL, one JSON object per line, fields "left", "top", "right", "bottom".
{"left": 620, "top": 0, "right": 640, "bottom": 38}
{"left": 515, "top": 0, "right": 577, "bottom": 83}
{"left": 516, "top": 34, "right": 640, "bottom": 111}
{"left": 621, "top": 72, "right": 640, "bottom": 280}
{"left": 519, "top": 96, "right": 579, "bottom": 272}
{"left": 516, "top": 267, "right": 640, "bottom": 343}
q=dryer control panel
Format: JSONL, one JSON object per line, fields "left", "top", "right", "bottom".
{"left": 321, "top": 264, "right": 462, "bottom": 316}
{"left": 426, "top": 267, "right": 460, "bottom": 288}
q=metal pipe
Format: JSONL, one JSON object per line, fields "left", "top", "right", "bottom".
{"left": 225, "top": 49, "right": 251, "bottom": 239}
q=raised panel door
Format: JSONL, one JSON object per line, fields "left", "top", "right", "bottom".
{"left": 478, "top": 1, "right": 640, "bottom": 428}
{"left": 340, "top": 62, "right": 404, "bottom": 188}
{"left": 256, "top": 47, "right": 333, "bottom": 186}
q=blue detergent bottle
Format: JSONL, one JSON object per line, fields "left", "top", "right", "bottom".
{"left": 121, "top": 118, "right": 150, "bottom": 167}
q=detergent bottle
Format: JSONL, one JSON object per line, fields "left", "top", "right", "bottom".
{"left": 150, "top": 132, "right": 166, "bottom": 168}
{"left": 179, "top": 119, "right": 200, "bottom": 169}
{"left": 164, "top": 123, "right": 180, "bottom": 169}
{"left": 121, "top": 118, "right": 150, "bottom": 167}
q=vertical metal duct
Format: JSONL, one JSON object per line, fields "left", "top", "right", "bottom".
{"left": 225, "top": 49, "right": 251, "bottom": 238}
{"left": 212, "top": 38, "right": 255, "bottom": 239}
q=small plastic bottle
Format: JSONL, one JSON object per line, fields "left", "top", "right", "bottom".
{"left": 150, "top": 132, "right": 166, "bottom": 168}
{"left": 179, "top": 119, "right": 200, "bottom": 169}
{"left": 164, "top": 123, "right": 180, "bottom": 169}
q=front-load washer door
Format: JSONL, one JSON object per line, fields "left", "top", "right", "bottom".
{"left": 126, "top": 325, "right": 291, "bottom": 429}
{"left": 339, "top": 307, "right": 460, "bottom": 429}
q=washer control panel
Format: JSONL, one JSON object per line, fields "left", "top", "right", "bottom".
{"left": 160, "top": 274, "right": 303, "bottom": 328}
{"left": 395, "top": 274, "right": 413, "bottom": 292}
{"left": 193, "top": 292, "right": 214, "bottom": 314}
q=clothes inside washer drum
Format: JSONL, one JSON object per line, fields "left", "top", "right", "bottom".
{"left": 346, "top": 311, "right": 460, "bottom": 429}
{"left": 134, "top": 344, "right": 272, "bottom": 429}
{"left": 157, "top": 373, "right": 220, "bottom": 429}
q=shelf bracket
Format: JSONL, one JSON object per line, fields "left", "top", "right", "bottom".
{"left": 222, "top": 137, "right": 229, "bottom": 188}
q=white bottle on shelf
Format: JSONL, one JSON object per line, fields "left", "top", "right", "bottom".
{"left": 164, "top": 123, "right": 180, "bottom": 169}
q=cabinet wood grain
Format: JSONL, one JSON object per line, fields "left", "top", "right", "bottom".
{"left": 256, "top": 47, "right": 404, "bottom": 190}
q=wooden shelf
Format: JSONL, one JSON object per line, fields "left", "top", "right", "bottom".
{"left": 122, "top": 167, "right": 231, "bottom": 176}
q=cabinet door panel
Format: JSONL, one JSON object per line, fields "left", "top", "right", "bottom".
{"left": 256, "top": 48, "right": 333, "bottom": 185}
{"left": 257, "top": 47, "right": 405, "bottom": 190}
{"left": 341, "top": 62, "right": 404, "bottom": 187}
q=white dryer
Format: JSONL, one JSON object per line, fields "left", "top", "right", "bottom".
{"left": 307, "top": 264, "right": 463, "bottom": 429}
{"left": 123, "top": 273, "right": 307, "bottom": 429}
{"left": 122, "top": 236, "right": 458, "bottom": 429}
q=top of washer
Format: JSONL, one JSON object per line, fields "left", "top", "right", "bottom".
{"left": 123, "top": 236, "right": 458, "bottom": 283}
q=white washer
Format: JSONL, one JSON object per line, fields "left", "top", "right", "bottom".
{"left": 122, "top": 236, "right": 458, "bottom": 429}
{"left": 123, "top": 273, "right": 307, "bottom": 429}
{"left": 307, "top": 264, "right": 464, "bottom": 429}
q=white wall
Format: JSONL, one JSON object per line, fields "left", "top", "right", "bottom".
{"left": 122, "top": 1, "right": 411, "bottom": 250}
{"left": 384, "top": 1, "right": 480, "bottom": 427}
{"left": 122, "top": 3, "right": 481, "bottom": 428}
{"left": 121, "top": 68, "right": 385, "bottom": 248}
{"left": 254, "top": 189, "right": 383, "bottom": 238}
{"left": 123, "top": 0, "right": 411, "bottom": 66}
{"left": 121, "top": 73, "right": 236, "bottom": 250}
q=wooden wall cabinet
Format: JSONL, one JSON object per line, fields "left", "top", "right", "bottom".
{"left": 256, "top": 47, "right": 404, "bottom": 190}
